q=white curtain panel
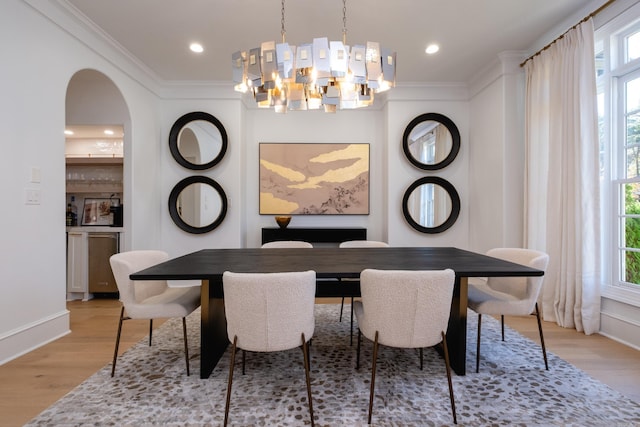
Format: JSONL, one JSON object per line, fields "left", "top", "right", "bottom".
{"left": 523, "top": 18, "right": 601, "bottom": 335}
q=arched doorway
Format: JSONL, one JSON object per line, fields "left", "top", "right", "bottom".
{"left": 65, "top": 69, "right": 130, "bottom": 300}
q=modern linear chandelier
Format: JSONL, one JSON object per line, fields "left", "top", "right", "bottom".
{"left": 232, "top": 0, "right": 396, "bottom": 113}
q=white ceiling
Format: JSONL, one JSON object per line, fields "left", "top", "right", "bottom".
{"left": 62, "top": 0, "right": 598, "bottom": 84}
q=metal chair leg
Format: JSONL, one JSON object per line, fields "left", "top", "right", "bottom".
{"left": 224, "top": 336, "right": 238, "bottom": 427}
{"left": 356, "top": 329, "right": 362, "bottom": 369}
{"left": 301, "top": 333, "right": 315, "bottom": 427}
{"left": 420, "top": 348, "right": 424, "bottom": 370}
{"left": 349, "top": 297, "right": 354, "bottom": 346}
{"left": 149, "top": 319, "right": 153, "bottom": 346}
{"left": 501, "top": 315, "right": 505, "bottom": 341}
{"left": 339, "top": 297, "right": 345, "bottom": 322}
{"left": 367, "top": 331, "right": 379, "bottom": 425}
{"left": 535, "top": 303, "right": 549, "bottom": 370}
{"left": 476, "top": 313, "right": 482, "bottom": 373}
{"left": 242, "top": 350, "right": 246, "bottom": 375}
{"left": 111, "top": 306, "right": 125, "bottom": 377}
{"left": 182, "top": 317, "right": 190, "bottom": 376}
{"left": 441, "top": 331, "right": 457, "bottom": 424}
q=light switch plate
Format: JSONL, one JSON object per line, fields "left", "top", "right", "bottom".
{"left": 31, "top": 167, "right": 41, "bottom": 183}
{"left": 25, "top": 188, "right": 40, "bottom": 205}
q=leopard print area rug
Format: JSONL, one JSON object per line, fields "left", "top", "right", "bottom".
{"left": 26, "top": 305, "right": 640, "bottom": 426}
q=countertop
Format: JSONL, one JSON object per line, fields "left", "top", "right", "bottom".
{"left": 66, "top": 226, "right": 124, "bottom": 233}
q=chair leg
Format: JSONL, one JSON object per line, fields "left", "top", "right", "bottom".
{"left": 148, "top": 319, "right": 153, "bottom": 346}
{"left": 441, "top": 331, "right": 457, "bottom": 424}
{"left": 501, "top": 315, "right": 505, "bottom": 341}
{"left": 301, "top": 333, "right": 315, "bottom": 427}
{"left": 476, "top": 313, "right": 482, "bottom": 373}
{"left": 356, "top": 328, "right": 362, "bottom": 369}
{"left": 242, "top": 350, "right": 246, "bottom": 375}
{"left": 182, "top": 317, "right": 190, "bottom": 376}
{"left": 367, "top": 331, "right": 379, "bottom": 425}
{"left": 339, "top": 297, "right": 345, "bottom": 322}
{"left": 111, "top": 306, "right": 125, "bottom": 377}
{"left": 535, "top": 303, "right": 549, "bottom": 370}
{"left": 224, "top": 336, "right": 238, "bottom": 427}
{"left": 420, "top": 348, "right": 424, "bottom": 370}
{"left": 349, "top": 297, "right": 354, "bottom": 346}
{"left": 299, "top": 340, "right": 312, "bottom": 372}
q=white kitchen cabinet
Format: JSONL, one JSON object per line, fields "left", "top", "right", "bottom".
{"left": 67, "top": 230, "right": 89, "bottom": 301}
{"left": 66, "top": 228, "right": 123, "bottom": 301}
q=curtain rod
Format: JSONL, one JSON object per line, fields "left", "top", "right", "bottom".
{"left": 520, "top": 0, "right": 617, "bottom": 67}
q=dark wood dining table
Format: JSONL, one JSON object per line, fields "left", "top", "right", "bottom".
{"left": 130, "top": 246, "right": 544, "bottom": 378}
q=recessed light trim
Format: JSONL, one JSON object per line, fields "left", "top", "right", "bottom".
{"left": 425, "top": 44, "right": 440, "bottom": 55}
{"left": 190, "top": 43, "right": 204, "bottom": 53}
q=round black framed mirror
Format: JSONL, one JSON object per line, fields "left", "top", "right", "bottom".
{"left": 169, "top": 111, "right": 228, "bottom": 170}
{"left": 402, "top": 113, "right": 460, "bottom": 170}
{"left": 402, "top": 176, "right": 460, "bottom": 234}
{"left": 168, "top": 176, "right": 228, "bottom": 234}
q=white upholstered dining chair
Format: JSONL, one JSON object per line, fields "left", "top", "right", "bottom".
{"left": 109, "top": 250, "right": 201, "bottom": 377}
{"left": 222, "top": 270, "right": 317, "bottom": 427}
{"left": 467, "top": 247, "right": 550, "bottom": 373}
{"left": 338, "top": 240, "right": 389, "bottom": 345}
{"left": 354, "top": 268, "right": 457, "bottom": 425}
{"left": 261, "top": 240, "right": 313, "bottom": 248}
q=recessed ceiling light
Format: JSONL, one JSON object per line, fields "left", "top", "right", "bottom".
{"left": 425, "top": 44, "right": 440, "bottom": 55}
{"left": 190, "top": 43, "right": 204, "bottom": 53}
{"left": 104, "top": 129, "right": 114, "bottom": 136}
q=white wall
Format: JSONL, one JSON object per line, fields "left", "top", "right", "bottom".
{"left": 0, "top": 0, "right": 70, "bottom": 364}
{"left": 158, "top": 91, "right": 391, "bottom": 253}
{"left": 159, "top": 94, "right": 243, "bottom": 256}
{"left": 157, "top": 90, "right": 471, "bottom": 255}
{"left": 243, "top": 106, "right": 386, "bottom": 247}
{"left": 467, "top": 54, "right": 526, "bottom": 254}
{"left": 0, "top": 0, "right": 162, "bottom": 363}
{"left": 385, "top": 85, "right": 470, "bottom": 248}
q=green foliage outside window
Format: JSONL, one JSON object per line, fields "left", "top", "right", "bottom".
{"left": 625, "top": 112, "right": 640, "bottom": 284}
{"left": 625, "top": 184, "right": 640, "bottom": 284}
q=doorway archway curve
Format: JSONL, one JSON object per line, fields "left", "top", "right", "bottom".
{"left": 65, "top": 69, "right": 131, "bottom": 248}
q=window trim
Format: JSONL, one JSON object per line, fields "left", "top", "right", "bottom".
{"left": 597, "top": 4, "right": 640, "bottom": 306}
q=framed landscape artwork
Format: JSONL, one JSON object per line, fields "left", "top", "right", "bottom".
{"left": 259, "top": 143, "right": 370, "bottom": 215}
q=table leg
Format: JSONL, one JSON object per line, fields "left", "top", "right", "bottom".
{"left": 200, "top": 279, "right": 229, "bottom": 379}
{"left": 446, "top": 276, "right": 468, "bottom": 375}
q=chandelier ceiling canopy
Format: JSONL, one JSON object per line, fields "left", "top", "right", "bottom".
{"left": 232, "top": 0, "right": 396, "bottom": 113}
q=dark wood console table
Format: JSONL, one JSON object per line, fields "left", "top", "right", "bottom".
{"left": 261, "top": 227, "right": 367, "bottom": 245}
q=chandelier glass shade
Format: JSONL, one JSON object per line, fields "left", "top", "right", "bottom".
{"left": 231, "top": 0, "right": 396, "bottom": 113}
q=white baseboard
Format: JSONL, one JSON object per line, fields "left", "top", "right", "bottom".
{"left": 0, "top": 309, "right": 70, "bottom": 365}
{"left": 599, "top": 311, "right": 640, "bottom": 351}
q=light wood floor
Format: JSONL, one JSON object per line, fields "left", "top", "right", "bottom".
{"left": 1, "top": 298, "right": 639, "bottom": 427}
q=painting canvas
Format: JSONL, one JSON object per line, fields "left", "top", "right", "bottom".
{"left": 260, "top": 143, "right": 370, "bottom": 215}
{"left": 82, "top": 198, "right": 118, "bottom": 226}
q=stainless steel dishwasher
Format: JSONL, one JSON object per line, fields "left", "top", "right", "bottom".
{"left": 88, "top": 232, "right": 119, "bottom": 294}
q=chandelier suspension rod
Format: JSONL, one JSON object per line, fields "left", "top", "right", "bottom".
{"left": 281, "top": 0, "right": 286, "bottom": 44}
{"left": 342, "top": 0, "right": 347, "bottom": 45}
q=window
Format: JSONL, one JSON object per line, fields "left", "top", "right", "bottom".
{"left": 597, "top": 6, "right": 640, "bottom": 303}
{"left": 626, "top": 30, "right": 640, "bottom": 62}
{"left": 619, "top": 72, "right": 640, "bottom": 286}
